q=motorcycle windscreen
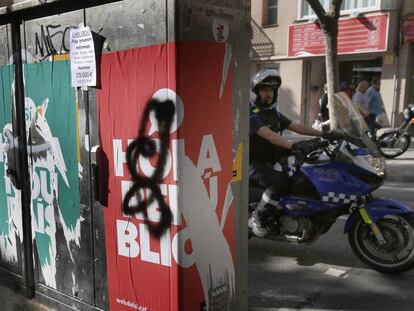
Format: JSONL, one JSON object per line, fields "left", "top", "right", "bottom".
{"left": 332, "top": 92, "right": 381, "bottom": 157}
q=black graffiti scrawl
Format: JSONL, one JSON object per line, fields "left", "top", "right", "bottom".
{"left": 122, "top": 98, "right": 175, "bottom": 237}
{"left": 34, "top": 24, "right": 76, "bottom": 59}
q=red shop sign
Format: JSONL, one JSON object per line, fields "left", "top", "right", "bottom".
{"left": 288, "top": 14, "right": 389, "bottom": 57}
{"left": 402, "top": 16, "right": 414, "bottom": 42}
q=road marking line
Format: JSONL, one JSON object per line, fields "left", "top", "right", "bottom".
{"left": 343, "top": 274, "right": 350, "bottom": 279}
{"left": 324, "top": 268, "right": 346, "bottom": 277}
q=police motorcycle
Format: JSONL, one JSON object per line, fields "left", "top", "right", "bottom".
{"left": 249, "top": 93, "right": 414, "bottom": 273}
{"left": 376, "top": 103, "right": 414, "bottom": 159}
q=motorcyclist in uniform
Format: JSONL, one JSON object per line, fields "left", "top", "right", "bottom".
{"left": 249, "top": 69, "right": 323, "bottom": 237}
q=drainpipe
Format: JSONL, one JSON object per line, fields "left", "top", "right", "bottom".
{"left": 11, "top": 19, "right": 35, "bottom": 298}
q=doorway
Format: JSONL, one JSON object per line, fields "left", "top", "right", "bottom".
{"left": 339, "top": 58, "right": 383, "bottom": 89}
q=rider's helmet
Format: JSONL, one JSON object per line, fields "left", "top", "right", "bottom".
{"left": 250, "top": 69, "right": 282, "bottom": 105}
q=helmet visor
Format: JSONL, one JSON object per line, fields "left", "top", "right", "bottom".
{"left": 255, "top": 76, "right": 281, "bottom": 90}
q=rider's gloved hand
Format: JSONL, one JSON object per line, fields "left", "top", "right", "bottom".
{"left": 321, "top": 131, "right": 335, "bottom": 141}
{"left": 322, "top": 129, "right": 345, "bottom": 141}
{"left": 290, "top": 141, "right": 313, "bottom": 156}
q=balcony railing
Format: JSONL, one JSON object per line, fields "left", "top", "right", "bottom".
{"left": 251, "top": 18, "right": 275, "bottom": 58}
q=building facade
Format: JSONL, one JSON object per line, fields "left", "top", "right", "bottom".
{"left": 251, "top": 0, "right": 414, "bottom": 127}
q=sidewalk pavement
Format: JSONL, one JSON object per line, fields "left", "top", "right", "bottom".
{"left": 0, "top": 284, "right": 53, "bottom": 311}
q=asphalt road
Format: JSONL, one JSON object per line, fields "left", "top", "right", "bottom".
{"left": 248, "top": 151, "right": 414, "bottom": 311}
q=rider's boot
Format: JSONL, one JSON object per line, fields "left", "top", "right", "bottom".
{"left": 249, "top": 210, "right": 269, "bottom": 237}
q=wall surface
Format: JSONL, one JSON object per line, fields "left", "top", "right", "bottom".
{"left": 251, "top": 0, "right": 298, "bottom": 58}
{"left": 0, "top": 25, "right": 10, "bottom": 65}
{"left": 177, "top": 1, "right": 251, "bottom": 309}
{"left": 403, "top": 0, "right": 414, "bottom": 14}
{"left": 278, "top": 59, "right": 304, "bottom": 122}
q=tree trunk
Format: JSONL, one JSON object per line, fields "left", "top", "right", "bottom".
{"left": 322, "top": 20, "right": 339, "bottom": 129}
{"left": 306, "top": 0, "right": 343, "bottom": 130}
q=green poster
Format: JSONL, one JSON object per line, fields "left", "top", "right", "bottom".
{"left": 24, "top": 61, "right": 80, "bottom": 288}
{"left": 0, "top": 65, "right": 21, "bottom": 266}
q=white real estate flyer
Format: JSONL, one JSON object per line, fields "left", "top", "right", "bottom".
{"left": 70, "top": 26, "right": 96, "bottom": 87}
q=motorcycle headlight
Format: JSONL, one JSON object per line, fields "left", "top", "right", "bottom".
{"left": 368, "top": 156, "right": 386, "bottom": 177}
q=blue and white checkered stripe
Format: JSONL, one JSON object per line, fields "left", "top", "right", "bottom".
{"left": 286, "top": 156, "right": 296, "bottom": 176}
{"left": 321, "top": 192, "right": 358, "bottom": 204}
{"left": 274, "top": 157, "right": 297, "bottom": 176}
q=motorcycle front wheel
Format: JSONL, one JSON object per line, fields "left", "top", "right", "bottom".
{"left": 348, "top": 214, "right": 414, "bottom": 273}
{"left": 378, "top": 132, "right": 411, "bottom": 159}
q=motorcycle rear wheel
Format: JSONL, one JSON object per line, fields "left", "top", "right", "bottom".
{"left": 348, "top": 214, "right": 414, "bottom": 273}
{"left": 378, "top": 132, "right": 410, "bottom": 159}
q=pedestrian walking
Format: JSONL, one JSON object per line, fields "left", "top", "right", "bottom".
{"left": 352, "top": 81, "right": 370, "bottom": 118}
{"left": 319, "top": 83, "right": 329, "bottom": 122}
{"left": 366, "top": 78, "right": 384, "bottom": 140}
{"left": 340, "top": 80, "right": 354, "bottom": 99}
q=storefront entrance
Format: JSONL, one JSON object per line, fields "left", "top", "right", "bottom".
{"left": 339, "top": 58, "right": 383, "bottom": 90}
